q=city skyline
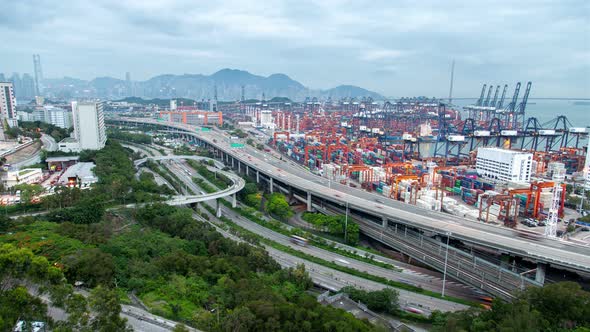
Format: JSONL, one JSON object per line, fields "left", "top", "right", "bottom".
{"left": 1, "top": 0, "right": 589, "bottom": 98}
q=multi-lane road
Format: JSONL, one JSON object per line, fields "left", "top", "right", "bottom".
{"left": 115, "top": 117, "right": 590, "bottom": 274}
{"left": 131, "top": 146, "right": 472, "bottom": 313}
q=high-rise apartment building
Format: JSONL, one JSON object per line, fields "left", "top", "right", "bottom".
{"left": 46, "top": 107, "right": 72, "bottom": 129}
{"left": 72, "top": 101, "right": 106, "bottom": 150}
{"left": 0, "top": 82, "right": 18, "bottom": 128}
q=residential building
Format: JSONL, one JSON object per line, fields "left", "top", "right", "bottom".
{"left": 476, "top": 147, "right": 533, "bottom": 184}
{"left": 33, "top": 107, "right": 47, "bottom": 122}
{"left": 72, "top": 101, "right": 106, "bottom": 150}
{"left": 46, "top": 106, "right": 72, "bottom": 129}
{"left": 0, "top": 82, "right": 18, "bottom": 128}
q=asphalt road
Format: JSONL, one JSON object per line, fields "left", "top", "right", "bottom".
{"left": 186, "top": 123, "right": 590, "bottom": 272}
{"left": 162, "top": 159, "right": 471, "bottom": 312}
{"left": 41, "top": 134, "right": 57, "bottom": 152}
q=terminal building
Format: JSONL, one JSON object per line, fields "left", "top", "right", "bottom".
{"left": 476, "top": 147, "right": 533, "bottom": 184}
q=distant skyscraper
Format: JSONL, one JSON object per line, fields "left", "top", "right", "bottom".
{"left": 33, "top": 54, "right": 43, "bottom": 96}
{"left": 21, "top": 73, "right": 35, "bottom": 100}
{"left": 0, "top": 82, "right": 18, "bottom": 128}
{"left": 0, "top": 74, "right": 5, "bottom": 82}
{"left": 71, "top": 101, "right": 106, "bottom": 150}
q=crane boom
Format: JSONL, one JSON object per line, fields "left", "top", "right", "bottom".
{"left": 476, "top": 84, "right": 487, "bottom": 106}
{"left": 497, "top": 84, "right": 508, "bottom": 109}
{"left": 483, "top": 84, "right": 494, "bottom": 106}
{"left": 490, "top": 85, "right": 500, "bottom": 107}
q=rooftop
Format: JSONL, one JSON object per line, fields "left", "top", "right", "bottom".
{"left": 59, "top": 137, "right": 77, "bottom": 143}
{"left": 478, "top": 147, "right": 531, "bottom": 155}
{"left": 59, "top": 162, "right": 97, "bottom": 183}
{"left": 46, "top": 156, "right": 80, "bottom": 163}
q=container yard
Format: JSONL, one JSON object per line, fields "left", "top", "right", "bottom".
{"left": 217, "top": 81, "right": 589, "bottom": 235}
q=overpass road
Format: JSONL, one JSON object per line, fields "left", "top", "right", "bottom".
{"left": 112, "top": 117, "right": 590, "bottom": 297}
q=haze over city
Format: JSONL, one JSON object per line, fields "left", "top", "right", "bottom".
{"left": 2, "top": 0, "right": 589, "bottom": 98}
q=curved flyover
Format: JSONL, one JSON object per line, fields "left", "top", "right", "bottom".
{"left": 111, "top": 117, "right": 590, "bottom": 298}
{"left": 134, "top": 155, "right": 245, "bottom": 206}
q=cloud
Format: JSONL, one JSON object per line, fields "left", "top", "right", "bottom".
{"left": 0, "top": 0, "right": 587, "bottom": 97}
{"left": 361, "top": 49, "right": 407, "bottom": 62}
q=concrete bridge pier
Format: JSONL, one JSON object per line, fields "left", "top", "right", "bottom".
{"left": 256, "top": 170, "right": 260, "bottom": 183}
{"left": 232, "top": 193, "right": 237, "bottom": 208}
{"left": 269, "top": 177, "right": 274, "bottom": 193}
{"left": 238, "top": 161, "right": 241, "bottom": 173}
{"left": 306, "top": 192, "right": 312, "bottom": 212}
{"left": 216, "top": 199, "right": 222, "bottom": 218}
{"left": 382, "top": 217, "right": 388, "bottom": 228}
{"left": 245, "top": 165, "right": 249, "bottom": 177}
{"left": 535, "top": 262, "right": 547, "bottom": 285}
{"left": 232, "top": 157, "right": 235, "bottom": 168}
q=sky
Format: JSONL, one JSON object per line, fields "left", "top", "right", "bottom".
{"left": 1, "top": 0, "right": 589, "bottom": 98}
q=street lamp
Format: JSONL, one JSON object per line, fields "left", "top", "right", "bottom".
{"left": 441, "top": 231, "right": 451, "bottom": 297}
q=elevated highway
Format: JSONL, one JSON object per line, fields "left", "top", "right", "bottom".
{"left": 111, "top": 117, "right": 590, "bottom": 298}
{"left": 133, "top": 155, "right": 245, "bottom": 208}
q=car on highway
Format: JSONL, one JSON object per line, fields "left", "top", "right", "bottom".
{"left": 335, "top": 258, "right": 350, "bottom": 265}
{"left": 405, "top": 307, "right": 424, "bottom": 315}
{"left": 375, "top": 198, "right": 384, "bottom": 204}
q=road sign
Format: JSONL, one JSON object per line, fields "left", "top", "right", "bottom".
{"left": 230, "top": 143, "right": 245, "bottom": 148}
{"left": 201, "top": 127, "right": 211, "bottom": 132}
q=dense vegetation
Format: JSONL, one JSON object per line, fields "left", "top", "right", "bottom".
{"left": 0, "top": 243, "right": 131, "bottom": 331}
{"left": 107, "top": 128, "right": 153, "bottom": 144}
{"left": 431, "top": 282, "right": 590, "bottom": 331}
{"left": 0, "top": 140, "right": 383, "bottom": 331}
{"left": 6, "top": 120, "right": 72, "bottom": 141}
{"left": 303, "top": 212, "right": 360, "bottom": 245}
{"left": 341, "top": 287, "right": 399, "bottom": 315}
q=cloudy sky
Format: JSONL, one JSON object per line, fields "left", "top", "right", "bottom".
{"left": 1, "top": 0, "right": 589, "bottom": 97}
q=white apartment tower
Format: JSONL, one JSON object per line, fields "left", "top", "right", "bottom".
{"left": 72, "top": 101, "right": 106, "bottom": 150}
{"left": 0, "top": 82, "right": 18, "bottom": 128}
{"left": 47, "top": 107, "right": 72, "bottom": 129}
{"left": 476, "top": 147, "right": 533, "bottom": 184}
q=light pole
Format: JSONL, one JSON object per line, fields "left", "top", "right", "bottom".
{"left": 441, "top": 231, "right": 451, "bottom": 297}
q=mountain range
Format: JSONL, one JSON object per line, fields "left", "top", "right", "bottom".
{"left": 42, "top": 69, "right": 384, "bottom": 101}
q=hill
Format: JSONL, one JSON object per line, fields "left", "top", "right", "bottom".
{"left": 43, "top": 68, "right": 384, "bottom": 101}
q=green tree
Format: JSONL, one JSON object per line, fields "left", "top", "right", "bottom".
{"left": 173, "top": 323, "right": 190, "bottom": 332}
{"left": 88, "top": 285, "right": 132, "bottom": 332}
{"left": 265, "top": 193, "right": 293, "bottom": 220}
